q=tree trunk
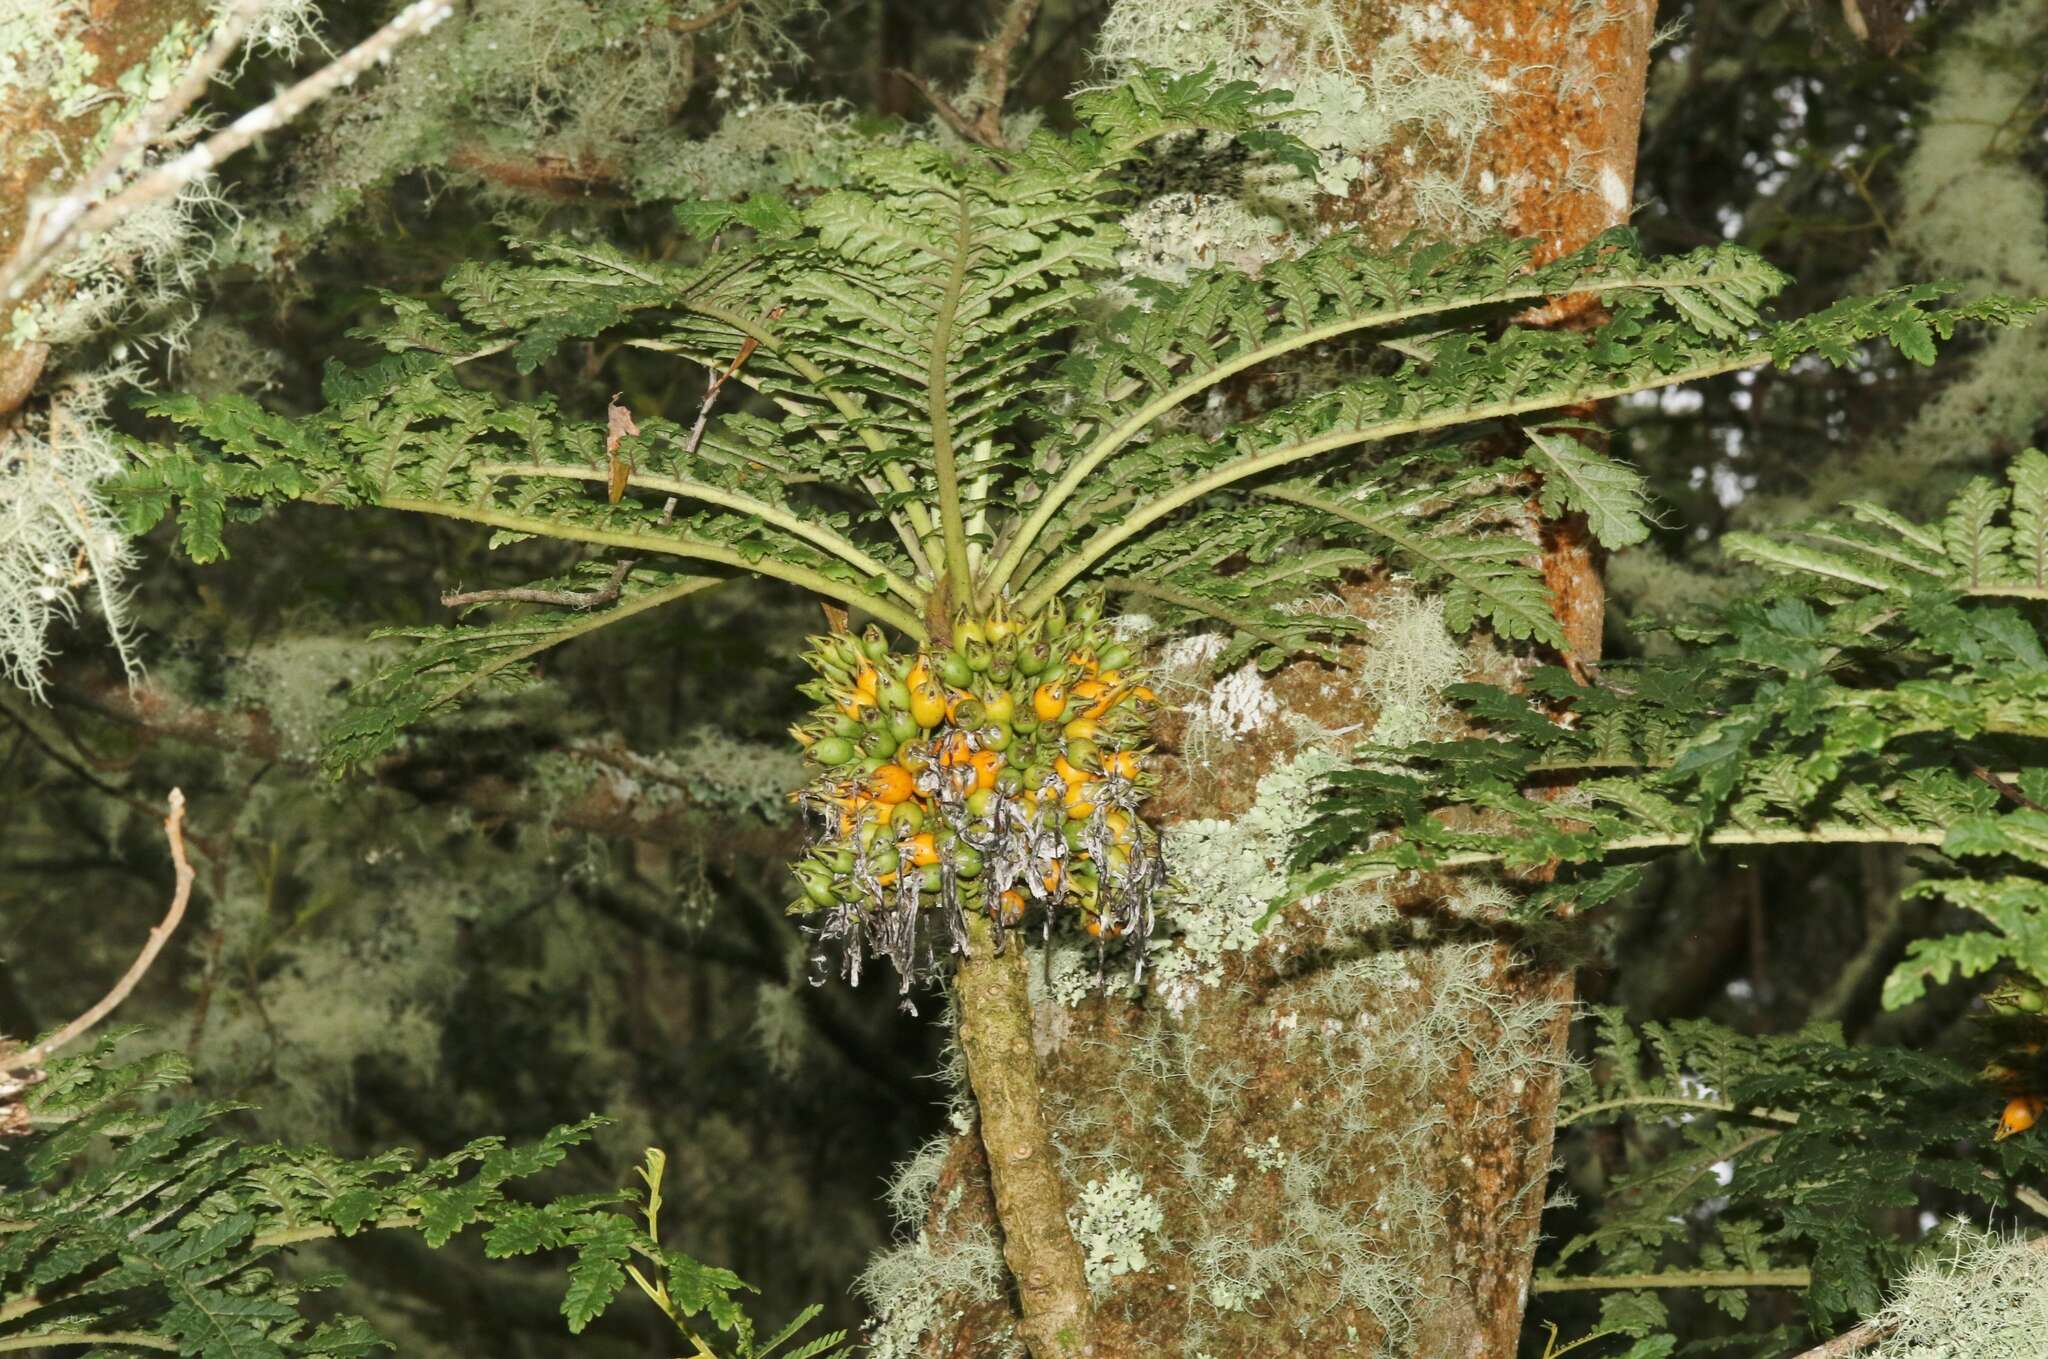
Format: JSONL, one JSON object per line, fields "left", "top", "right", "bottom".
{"left": 894, "top": 5, "right": 1657, "bottom": 1356}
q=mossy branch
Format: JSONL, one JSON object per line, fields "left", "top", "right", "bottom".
{"left": 952, "top": 916, "right": 1090, "bottom": 1359}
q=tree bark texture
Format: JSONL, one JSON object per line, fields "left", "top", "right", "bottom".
{"left": 908, "top": 4, "right": 1658, "bottom": 1358}
{"left": 954, "top": 915, "right": 1092, "bottom": 1359}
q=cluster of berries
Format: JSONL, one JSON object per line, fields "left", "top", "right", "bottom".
{"left": 787, "top": 593, "right": 1163, "bottom": 1001}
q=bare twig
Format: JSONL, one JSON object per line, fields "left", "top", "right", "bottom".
{"left": 893, "top": 70, "right": 1001, "bottom": 150}
{"left": 1789, "top": 1318, "right": 1887, "bottom": 1359}
{"left": 967, "top": 0, "right": 1042, "bottom": 145}
{"left": 1968, "top": 762, "right": 2048, "bottom": 812}
{"left": 0, "top": 790, "right": 194, "bottom": 1075}
{"left": 0, "top": 1, "right": 457, "bottom": 307}
{"left": 1531, "top": 1268, "right": 1811, "bottom": 1293}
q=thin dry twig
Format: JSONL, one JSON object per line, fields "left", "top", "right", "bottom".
{"left": 0, "top": 1, "right": 457, "bottom": 307}
{"left": 0, "top": 790, "right": 194, "bottom": 1076}
{"left": 968, "top": 0, "right": 1042, "bottom": 144}
{"left": 895, "top": 0, "right": 1042, "bottom": 150}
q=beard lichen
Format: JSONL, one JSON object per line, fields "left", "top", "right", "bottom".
{"left": 1866, "top": 1224, "right": 2048, "bottom": 1359}
{"left": 858, "top": 1134, "right": 1015, "bottom": 1359}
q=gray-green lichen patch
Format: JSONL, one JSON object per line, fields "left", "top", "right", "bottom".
{"left": 1356, "top": 593, "right": 1467, "bottom": 749}
{"left": 1138, "top": 588, "right": 1470, "bottom": 1008}
{"left": 1070, "top": 1169, "right": 1166, "bottom": 1293}
{"left": 225, "top": 634, "right": 399, "bottom": 756}
{"left": 1147, "top": 741, "right": 1345, "bottom": 1008}
{"left": 1867, "top": 1224, "right": 2048, "bottom": 1359}
{"left": 0, "top": 2, "right": 101, "bottom": 112}
{"left": 228, "top": 0, "right": 827, "bottom": 267}
{"left": 1092, "top": 0, "right": 1504, "bottom": 282}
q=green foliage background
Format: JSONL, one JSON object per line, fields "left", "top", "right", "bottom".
{"left": 4, "top": 1, "right": 2048, "bottom": 1356}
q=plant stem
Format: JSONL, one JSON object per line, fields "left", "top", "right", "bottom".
{"left": 981, "top": 264, "right": 1773, "bottom": 598}
{"left": 1531, "top": 1268, "right": 1811, "bottom": 1293}
{"left": 952, "top": 915, "right": 1089, "bottom": 1359}
{"left": 2, "top": 791, "right": 192, "bottom": 1075}
{"left": 1017, "top": 352, "right": 1769, "bottom": 615}
{"left": 475, "top": 463, "right": 922, "bottom": 605}
{"left": 378, "top": 497, "right": 928, "bottom": 641}
{"left": 0, "top": 1332, "right": 178, "bottom": 1352}
{"left": 1281, "top": 821, "right": 1950, "bottom": 925}
{"left": 1556, "top": 1094, "right": 1801, "bottom": 1129}
{"left": 928, "top": 195, "right": 978, "bottom": 610}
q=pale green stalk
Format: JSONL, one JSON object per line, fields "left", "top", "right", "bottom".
{"left": 1019, "top": 352, "right": 1769, "bottom": 614}
{"left": 476, "top": 463, "right": 921, "bottom": 605}
{"left": 381, "top": 498, "right": 928, "bottom": 639}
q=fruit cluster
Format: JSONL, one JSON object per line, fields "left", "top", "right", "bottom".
{"left": 787, "top": 593, "right": 1163, "bottom": 998}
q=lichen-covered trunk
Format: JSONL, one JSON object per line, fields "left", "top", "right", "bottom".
{"left": 0, "top": 0, "right": 210, "bottom": 418}
{"left": 886, "top": 5, "right": 1656, "bottom": 1356}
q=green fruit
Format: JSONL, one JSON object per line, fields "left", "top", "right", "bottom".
{"left": 881, "top": 678, "right": 913, "bottom": 713}
{"left": 871, "top": 846, "right": 901, "bottom": 876}
{"left": 828, "top": 846, "right": 855, "bottom": 873}
{"left": 940, "top": 652, "right": 974, "bottom": 688}
{"left": 1099, "top": 643, "right": 1134, "bottom": 671}
{"left": 862, "top": 727, "right": 899, "bottom": 760}
{"left": 920, "top": 865, "right": 944, "bottom": 893}
{"left": 1064, "top": 738, "right": 1101, "bottom": 773}
{"left": 2021, "top": 990, "right": 2046, "bottom": 1014}
{"left": 980, "top": 723, "right": 1013, "bottom": 753}
{"left": 953, "top": 845, "right": 984, "bottom": 879}
{"left": 811, "top": 736, "right": 856, "bottom": 766}
{"left": 995, "top": 768, "right": 1026, "bottom": 794}
{"left": 966, "top": 787, "right": 995, "bottom": 817}
{"left": 893, "top": 801, "right": 926, "bottom": 833}
{"left": 964, "top": 638, "right": 993, "bottom": 672}
{"left": 831, "top": 714, "right": 862, "bottom": 739}
{"left": 956, "top": 619, "right": 988, "bottom": 646}
{"left": 952, "top": 699, "right": 988, "bottom": 729}
{"left": 862, "top": 624, "right": 891, "bottom": 660}
{"left": 1016, "top": 640, "right": 1050, "bottom": 676}
{"left": 857, "top": 754, "right": 888, "bottom": 774}
{"left": 1063, "top": 821, "right": 1088, "bottom": 853}
{"left": 889, "top": 710, "right": 921, "bottom": 743}
{"left": 1043, "top": 598, "right": 1068, "bottom": 633}
{"left": 1073, "top": 590, "right": 1105, "bottom": 627}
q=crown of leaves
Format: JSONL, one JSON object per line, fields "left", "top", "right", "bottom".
{"left": 113, "top": 68, "right": 2030, "bottom": 773}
